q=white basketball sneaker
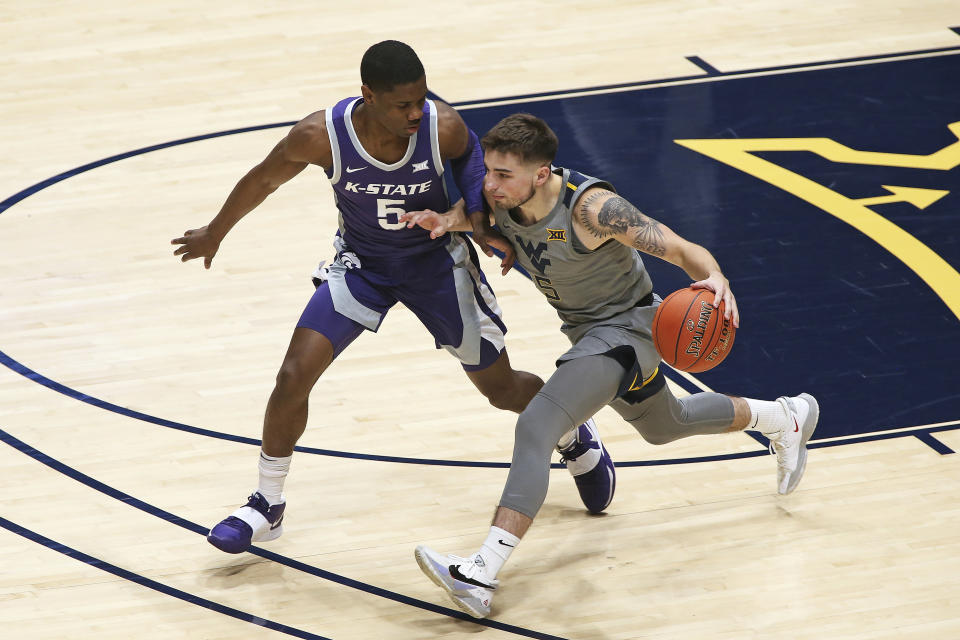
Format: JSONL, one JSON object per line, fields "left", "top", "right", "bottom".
{"left": 414, "top": 545, "right": 498, "bottom": 618}
{"left": 767, "top": 393, "right": 820, "bottom": 494}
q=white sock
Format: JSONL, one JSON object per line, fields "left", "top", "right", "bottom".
{"left": 744, "top": 398, "right": 785, "bottom": 436}
{"left": 474, "top": 526, "right": 520, "bottom": 580}
{"left": 257, "top": 451, "right": 292, "bottom": 505}
{"left": 556, "top": 425, "right": 578, "bottom": 450}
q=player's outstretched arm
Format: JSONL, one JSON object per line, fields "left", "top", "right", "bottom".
{"left": 171, "top": 114, "right": 328, "bottom": 268}
{"left": 433, "top": 101, "right": 516, "bottom": 267}
{"left": 401, "top": 201, "right": 515, "bottom": 275}
{"left": 573, "top": 187, "right": 739, "bottom": 326}
{"left": 401, "top": 199, "right": 472, "bottom": 237}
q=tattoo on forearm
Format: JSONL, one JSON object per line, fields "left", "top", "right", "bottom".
{"left": 578, "top": 193, "right": 666, "bottom": 256}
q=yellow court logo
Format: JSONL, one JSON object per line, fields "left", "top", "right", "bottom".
{"left": 675, "top": 122, "right": 960, "bottom": 321}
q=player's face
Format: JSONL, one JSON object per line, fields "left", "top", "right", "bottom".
{"left": 364, "top": 76, "right": 428, "bottom": 138}
{"left": 483, "top": 150, "right": 542, "bottom": 209}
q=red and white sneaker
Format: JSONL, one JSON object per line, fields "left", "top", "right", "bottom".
{"left": 768, "top": 394, "right": 820, "bottom": 494}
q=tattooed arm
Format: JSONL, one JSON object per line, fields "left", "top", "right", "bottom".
{"left": 573, "top": 187, "right": 739, "bottom": 325}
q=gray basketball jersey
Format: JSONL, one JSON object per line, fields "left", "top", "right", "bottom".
{"left": 491, "top": 167, "right": 654, "bottom": 329}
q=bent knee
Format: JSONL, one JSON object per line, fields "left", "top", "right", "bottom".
{"left": 512, "top": 411, "right": 558, "bottom": 457}
{"left": 513, "top": 411, "right": 538, "bottom": 439}
{"left": 637, "top": 427, "right": 679, "bottom": 446}
{"left": 511, "top": 397, "right": 576, "bottom": 456}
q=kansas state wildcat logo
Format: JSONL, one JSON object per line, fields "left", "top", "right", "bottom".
{"left": 514, "top": 236, "right": 551, "bottom": 273}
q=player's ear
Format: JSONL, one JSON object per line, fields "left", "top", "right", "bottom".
{"left": 535, "top": 164, "right": 551, "bottom": 185}
{"left": 360, "top": 84, "right": 375, "bottom": 104}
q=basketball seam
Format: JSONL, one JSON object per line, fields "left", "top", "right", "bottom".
{"left": 676, "top": 289, "right": 706, "bottom": 370}
{"left": 652, "top": 296, "right": 663, "bottom": 358}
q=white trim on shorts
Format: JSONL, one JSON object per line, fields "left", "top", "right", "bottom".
{"left": 441, "top": 234, "right": 506, "bottom": 366}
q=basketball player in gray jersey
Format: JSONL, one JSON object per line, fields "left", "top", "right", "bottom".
{"left": 404, "top": 113, "right": 820, "bottom": 618}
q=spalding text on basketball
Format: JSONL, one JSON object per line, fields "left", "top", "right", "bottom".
{"left": 684, "top": 301, "right": 713, "bottom": 357}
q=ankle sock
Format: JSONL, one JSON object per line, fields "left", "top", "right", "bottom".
{"left": 257, "top": 451, "right": 292, "bottom": 505}
{"left": 744, "top": 399, "right": 785, "bottom": 436}
{"left": 474, "top": 526, "right": 520, "bottom": 581}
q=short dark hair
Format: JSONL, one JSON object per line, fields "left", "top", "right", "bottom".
{"left": 481, "top": 113, "right": 558, "bottom": 166}
{"left": 360, "top": 40, "right": 425, "bottom": 93}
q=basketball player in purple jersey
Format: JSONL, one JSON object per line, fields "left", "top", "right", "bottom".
{"left": 172, "top": 41, "right": 616, "bottom": 554}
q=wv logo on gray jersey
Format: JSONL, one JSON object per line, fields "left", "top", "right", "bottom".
{"left": 514, "top": 236, "right": 551, "bottom": 273}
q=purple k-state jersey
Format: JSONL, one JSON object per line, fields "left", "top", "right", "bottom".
{"left": 324, "top": 96, "right": 452, "bottom": 259}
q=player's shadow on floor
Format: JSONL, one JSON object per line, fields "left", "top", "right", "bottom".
{"left": 204, "top": 555, "right": 281, "bottom": 581}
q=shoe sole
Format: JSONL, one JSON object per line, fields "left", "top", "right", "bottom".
{"left": 207, "top": 534, "right": 246, "bottom": 554}
{"left": 207, "top": 523, "right": 283, "bottom": 554}
{"left": 781, "top": 393, "right": 820, "bottom": 495}
{"left": 414, "top": 546, "right": 487, "bottom": 619}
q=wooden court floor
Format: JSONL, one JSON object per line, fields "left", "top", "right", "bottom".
{"left": 2, "top": 2, "right": 959, "bottom": 638}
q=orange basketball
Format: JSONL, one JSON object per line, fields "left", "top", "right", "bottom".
{"left": 652, "top": 287, "right": 736, "bottom": 373}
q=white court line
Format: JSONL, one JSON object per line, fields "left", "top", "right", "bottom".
{"left": 456, "top": 50, "right": 960, "bottom": 111}
{"left": 811, "top": 419, "right": 960, "bottom": 444}
{"left": 668, "top": 368, "right": 714, "bottom": 393}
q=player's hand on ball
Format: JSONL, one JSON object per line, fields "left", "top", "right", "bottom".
{"left": 691, "top": 273, "right": 739, "bottom": 328}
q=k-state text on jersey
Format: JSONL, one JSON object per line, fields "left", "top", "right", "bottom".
{"left": 343, "top": 181, "right": 434, "bottom": 195}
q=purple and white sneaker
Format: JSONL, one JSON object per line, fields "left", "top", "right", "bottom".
{"left": 558, "top": 419, "right": 616, "bottom": 514}
{"left": 207, "top": 492, "right": 285, "bottom": 554}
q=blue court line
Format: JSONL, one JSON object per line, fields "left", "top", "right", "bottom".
{"left": 951, "top": 26, "right": 959, "bottom": 36}
{"left": 452, "top": 44, "right": 960, "bottom": 107}
{"left": 0, "top": 348, "right": 503, "bottom": 468}
{"left": 0, "top": 347, "right": 741, "bottom": 467}
{"left": 914, "top": 432, "right": 955, "bottom": 455}
{"left": 0, "top": 427, "right": 569, "bottom": 640}
{"left": 686, "top": 56, "right": 722, "bottom": 75}
{"left": 2, "top": 346, "right": 955, "bottom": 465}
{"left": 744, "top": 430, "right": 769, "bottom": 448}
{"left": 0, "top": 123, "right": 296, "bottom": 217}
{"left": 0, "top": 515, "right": 331, "bottom": 640}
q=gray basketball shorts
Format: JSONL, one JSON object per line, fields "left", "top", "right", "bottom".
{"left": 557, "top": 296, "right": 666, "bottom": 403}
{"left": 557, "top": 295, "right": 735, "bottom": 443}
